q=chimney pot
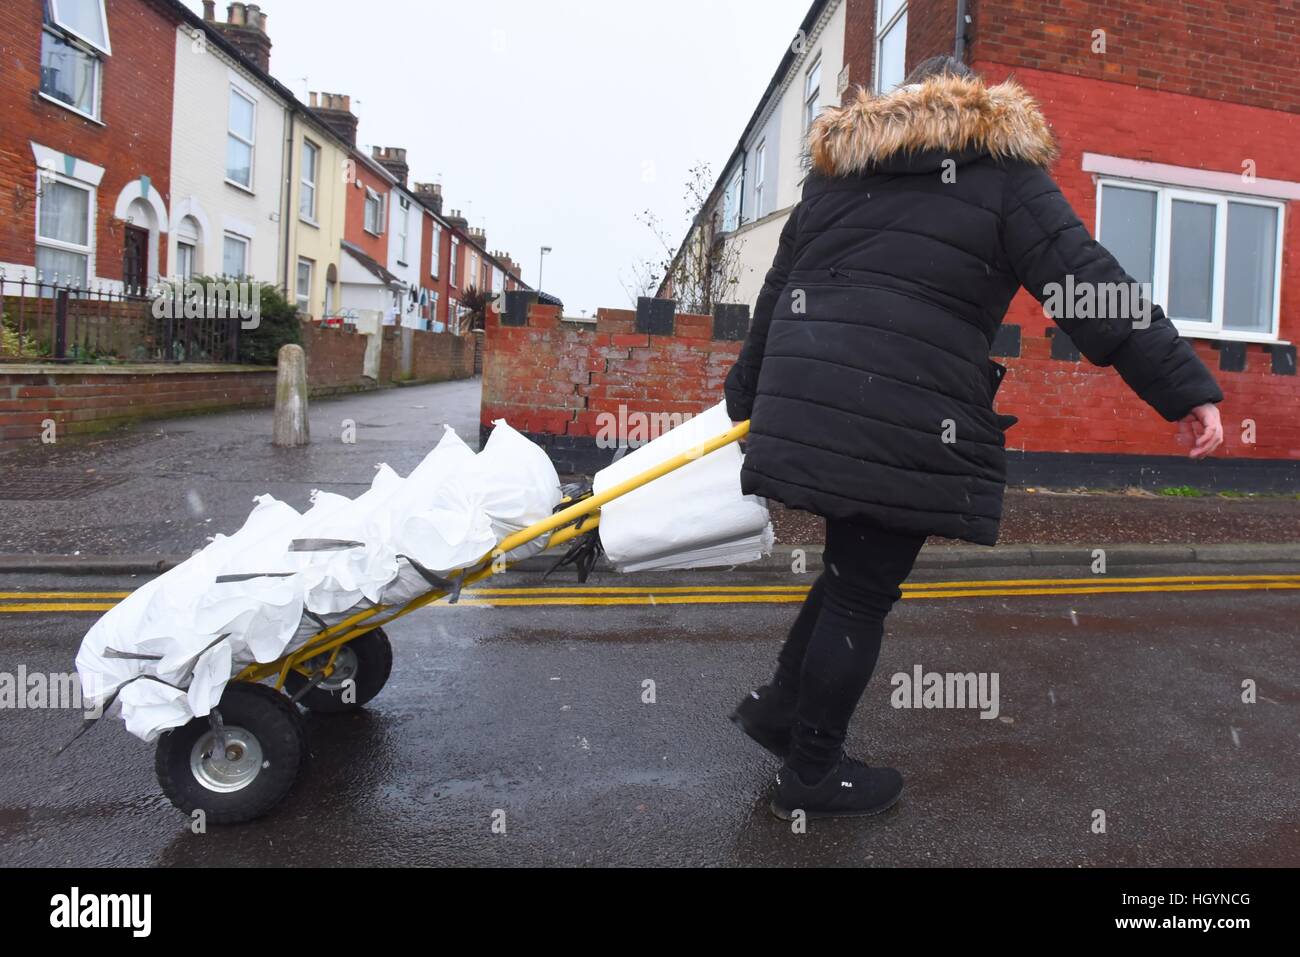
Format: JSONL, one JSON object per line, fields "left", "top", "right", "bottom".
{"left": 203, "top": 0, "right": 215, "bottom": 19}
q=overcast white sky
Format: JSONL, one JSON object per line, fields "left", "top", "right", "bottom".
{"left": 181, "top": 0, "right": 806, "bottom": 314}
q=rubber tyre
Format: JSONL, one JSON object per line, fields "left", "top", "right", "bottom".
{"left": 155, "top": 682, "right": 307, "bottom": 825}
{"left": 282, "top": 627, "right": 393, "bottom": 714}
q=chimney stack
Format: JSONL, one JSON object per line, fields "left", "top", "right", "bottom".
{"left": 309, "top": 91, "right": 358, "bottom": 147}
{"left": 414, "top": 182, "right": 444, "bottom": 215}
{"left": 445, "top": 208, "right": 469, "bottom": 231}
{"left": 212, "top": 2, "right": 272, "bottom": 72}
{"left": 372, "top": 146, "right": 409, "bottom": 187}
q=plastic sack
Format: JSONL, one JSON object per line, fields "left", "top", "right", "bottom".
{"left": 76, "top": 420, "right": 561, "bottom": 742}
{"left": 593, "top": 400, "right": 773, "bottom": 572}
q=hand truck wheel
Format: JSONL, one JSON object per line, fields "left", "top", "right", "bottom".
{"left": 155, "top": 682, "right": 307, "bottom": 825}
{"left": 283, "top": 627, "right": 393, "bottom": 714}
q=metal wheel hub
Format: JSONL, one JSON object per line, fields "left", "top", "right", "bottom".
{"left": 190, "top": 726, "right": 266, "bottom": 793}
{"left": 302, "top": 645, "right": 359, "bottom": 692}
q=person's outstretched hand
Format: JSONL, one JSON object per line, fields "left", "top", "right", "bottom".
{"left": 1180, "top": 403, "right": 1223, "bottom": 459}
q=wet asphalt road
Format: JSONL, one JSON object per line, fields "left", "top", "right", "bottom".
{"left": 1, "top": 562, "right": 1298, "bottom": 867}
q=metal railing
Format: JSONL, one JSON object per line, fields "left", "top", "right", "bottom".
{"left": 0, "top": 271, "right": 243, "bottom": 364}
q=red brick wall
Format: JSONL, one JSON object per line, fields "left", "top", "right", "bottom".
{"left": 481, "top": 303, "right": 741, "bottom": 438}
{"left": 0, "top": 367, "right": 278, "bottom": 441}
{"left": 0, "top": 0, "right": 178, "bottom": 280}
{"left": 977, "top": 62, "right": 1300, "bottom": 462}
{"left": 301, "top": 323, "right": 372, "bottom": 395}
{"left": 0, "top": 326, "right": 392, "bottom": 442}
{"left": 969, "top": 0, "right": 1300, "bottom": 114}
{"left": 407, "top": 328, "right": 476, "bottom": 382}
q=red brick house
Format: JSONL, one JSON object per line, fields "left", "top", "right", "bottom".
{"left": 0, "top": 0, "right": 180, "bottom": 291}
{"left": 840, "top": 0, "right": 1300, "bottom": 484}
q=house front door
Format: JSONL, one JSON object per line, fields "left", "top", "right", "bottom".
{"left": 123, "top": 225, "right": 148, "bottom": 292}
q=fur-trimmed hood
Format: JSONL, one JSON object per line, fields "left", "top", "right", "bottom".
{"left": 808, "top": 74, "right": 1057, "bottom": 177}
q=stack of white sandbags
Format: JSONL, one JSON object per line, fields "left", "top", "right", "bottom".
{"left": 76, "top": 420, "right": 561, "bottom": 742}
{"left": 593, "top": 401, "right": 773, "bottom": 572}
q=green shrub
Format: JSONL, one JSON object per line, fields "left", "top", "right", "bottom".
{"left": 238, "top": 283, "right": 301, "bottom": 365}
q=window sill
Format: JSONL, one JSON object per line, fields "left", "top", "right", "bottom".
{"left": 299, "top": 216, "right": 319, "bottom": 230}
{"left": 1177, "top": 327, "right": 1288, "bottom": 347}
{"left": 364, "top": 228, "right": 382, "bottom": 237}
{"left": 38, "top": 92, "right": 104, "bottom": 126}
{"left": 225, "top": 178, "right": 255, "bottom": 195}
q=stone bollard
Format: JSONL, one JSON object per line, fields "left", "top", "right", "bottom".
{"left": 272, "top": 343, "right": 310, "bottom": 447}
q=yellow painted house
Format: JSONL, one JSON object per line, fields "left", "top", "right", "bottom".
{"left": 284, "top": 104, "right": 347, "bottom": 321}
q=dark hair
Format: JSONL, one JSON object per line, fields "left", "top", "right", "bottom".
{"left": 902, "top": 55, "right": 977, "bottom": 86}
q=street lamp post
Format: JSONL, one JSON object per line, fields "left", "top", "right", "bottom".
{"left": 538, "top": 246, "right": 552, "bottom": 292}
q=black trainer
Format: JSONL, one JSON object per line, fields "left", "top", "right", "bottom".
{"left": 730, "top": 685, "right": 796, "bottom": 758}
{"left": 770, "top": 756, "right": 904, "bottom": 820}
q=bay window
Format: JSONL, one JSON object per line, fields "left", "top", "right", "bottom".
{"left": 1097, "top": 179, "right": 1284, "bottom": 342}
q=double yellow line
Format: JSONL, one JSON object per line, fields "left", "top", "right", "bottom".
{"left": 2, "top": 573, "right": 1298, "bottom": 614}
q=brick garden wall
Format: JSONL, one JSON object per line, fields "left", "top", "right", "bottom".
{"left": 0, "top": 323, "right": 480, "bottom": 442}
{"left": 482, "top": 290, "right": 1297, "bottom": 488}
{"left": 480, "top": 298, "right": 744, "bottom": 472}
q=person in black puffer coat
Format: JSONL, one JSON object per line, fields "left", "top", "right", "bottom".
{"left": 726, "top": 56, "right": 1224, "bottom": 821}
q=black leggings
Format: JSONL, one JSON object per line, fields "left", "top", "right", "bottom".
{"left": 772, "top": 518, "right": 926, "bottom": 780}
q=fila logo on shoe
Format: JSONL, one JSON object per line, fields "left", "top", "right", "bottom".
{"left": 841, "top": 781, "right": 854, "bottom": 788}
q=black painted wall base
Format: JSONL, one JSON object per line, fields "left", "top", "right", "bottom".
{"left": 483, "top": 425, "right": 1297, "bottom": 492}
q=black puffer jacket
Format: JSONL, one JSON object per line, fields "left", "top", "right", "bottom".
{"left": 724, "top": 74, "right": 1222, "bottom": 546}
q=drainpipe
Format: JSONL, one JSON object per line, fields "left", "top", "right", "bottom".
{"left": 955, "top": 0, "right": 969, "bottom": 60}
{"left": 282, "top": 107, "right": 296, "bottom": 296}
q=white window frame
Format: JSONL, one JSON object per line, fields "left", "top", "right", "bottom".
{"left": 396, "top": 198, "right": 410, "bottom": 264}
{"left": 222, "top": 232, "right": 249, "bottom": 278}
{"left": 299, "top": 139, "right": 319, "bottom": 223}
{"left": 49, "top": 0, "right": 111, "bottom": 55}
{"left": 364, "top": 188, "right": 384, "bottom": 235}
{"left": 430, "top": 223, "right": 441, "bottom": 279}
{"left": 34, "top": 170, "right": 95, "bottom": 284}
{"left": 38, "top": 27, "right": 103, "bottom": 122}
{"left": 296, "top": 257, "right": 314, "bottom": 312}
{"left": 874, "top": 1, "right": 908, "bottom": 94}
{"left": 1095, "top": 176, "right": 1285, "bottom": 344}
{"left": 450, "top": 237, "right": 460, "bottom": 287}
{"left": 722, "top": 166, "right": 744, "bottom": 232}
{"left": 803, "top": 54, "right": 822, "bottom": 133}
{"left": 226, "top": 86, "right": 256, "bottom": 192}
{"left": 470, "top": 251, "right": 480, "bottom": 290}
{"left": 753, "top": 142, "right": 767, "bottom": 220}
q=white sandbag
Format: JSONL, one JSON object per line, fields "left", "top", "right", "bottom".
{"left": 593, "top": 400, "right": 772, "bottom": 572}
{"left": 77, "top": 419, "right": 562, "bottom": 743}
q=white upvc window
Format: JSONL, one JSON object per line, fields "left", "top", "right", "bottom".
{"left": 803, "top": 54, "right": 822, "bottom": 133}
{"left": 430, "top": 223, "right": 441, "bottom": 278}
{"left": 753, "top": 141, "right": 767, "bottom": 220}
{"left": 1096, "top": 178, "right": 1285, "bottom": 343}
{"left": 450, "top": 237, "right": 460, "bottom": 286}
{"left": 296, "top": 257, "right": 314, "bottom": 312}
{"left": 875, "top": 0, "right": 908, "bottom": 93}
{"left": 396, "top": 198, "right": 410, "bottom": 263}
{"left": 222, "top": 233, "right": 249, "bottom": 278}
{"left": 226, "top": 86, "right": 256, "bottom": 190}
{"left": 39, "top": 27, "right": 101, "bottom": 121}
{"left": 470, "top": 251, "right": 479, "bottom": 290}
{"left": 364, "top": 188, "right": 384, "bottom": 235}
{"left": 35, "top": 172, "right": 94, "bottom": 286}
{"left": 722, "top": 165, "right": 744, "bottom": 232}
{"left": 49, "top": 0, "right": 111, "bottom": 54}
{"left": 299, "top": 139, "right": 319, "bottom": 221}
